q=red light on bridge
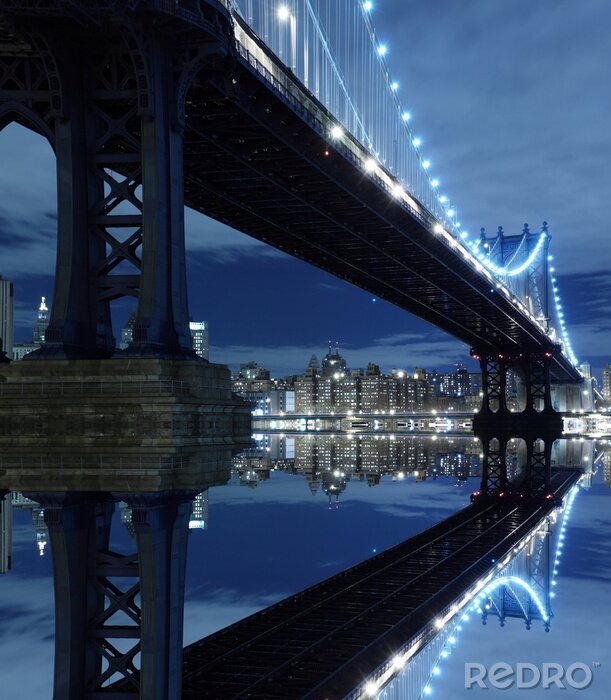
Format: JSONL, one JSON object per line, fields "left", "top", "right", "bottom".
{"left": 324, "top": 150, "right": 330, "bottom": 156}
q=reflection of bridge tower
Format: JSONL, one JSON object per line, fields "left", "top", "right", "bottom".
{"left": 26, "top": 491, "right": 196, "bottom": 700}
{"left": 483, "top": 518, "right": 552, "bottom": 630}
{"left": 473, "top": 347, "right": 564, "bottom": 499}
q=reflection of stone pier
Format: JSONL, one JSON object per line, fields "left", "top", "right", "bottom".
{"left": 0, "top": 358, "right": 251, "bottom": 699}
{"left": 3, "top": 443, "right": 238, "bottom": 700}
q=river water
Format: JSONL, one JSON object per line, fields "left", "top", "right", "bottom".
{"left": 1, "top": 434, "right": 609, "bottom": 698}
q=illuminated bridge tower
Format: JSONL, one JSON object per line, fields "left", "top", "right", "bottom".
{"left": 471, "top": 223, "right": 566, "bottom": 499}
{"left": 479, "top": 223, "right": 552, "bottom": 330}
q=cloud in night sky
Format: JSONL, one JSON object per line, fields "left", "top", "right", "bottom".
{"left": 209, "top": 329, "right": 469, "bottom": 376}
{"left": 0, "top": 574, "right": 54, "bottom": 697}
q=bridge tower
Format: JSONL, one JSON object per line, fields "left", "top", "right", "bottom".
{"left": 472, "top": 349, "right": 563, "bottom": 499}
{"left": 0, "top": 5, "right": 248, "bottom": 700}
{"left": 0, "top": 0, "right": 232, "bottom": 358}
{"left": 479, "top": 223, "right": 551, "bottom": 329}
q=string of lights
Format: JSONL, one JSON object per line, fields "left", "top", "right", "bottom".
{"left": 401, "top": 484, "right": 581, "bottom": 699}
{"left": 231, "top": 1, "right": 579, "bottom": 368}
{"left": 550, "top": 262, "right": 579, "bottom": 366}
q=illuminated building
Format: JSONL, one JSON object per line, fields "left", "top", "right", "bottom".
{"left": 13, "top": 296, "right": 50, "bottom": 359}
{"left": 32, "top": 296, "right": 49, "bottom": 344}
{"left": 190, "top": 320, "right": 209, "bottom": 360}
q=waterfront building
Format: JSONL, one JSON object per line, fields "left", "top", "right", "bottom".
{"left": 238, "top": 349, "right": 483, "bottom": 415}
{"left": 321, "top": 343, "right": 349, "bottom": 378}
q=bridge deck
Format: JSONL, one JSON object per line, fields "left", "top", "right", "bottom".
{"left": 182, "top": 468, "right": 580, "bottom": 699}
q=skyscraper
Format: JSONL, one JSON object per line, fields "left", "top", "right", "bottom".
{"left": 32, "top": 296, "right": 49, "bottom": 344}
{"left": 190, "top": 321, "right": 209, "bottom": 359}
{"left": 0, "top": 274, "right": 14, "bottom": 359}
{"left": 120, "top": 310, "right": 136, "bottom": 350}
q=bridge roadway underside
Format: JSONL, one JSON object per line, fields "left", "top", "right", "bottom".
{"left": 182, "top": 36, "right": 576, "bottom": 382}
{"left": 181, "top": 468, "right": 580, "bottom": 699}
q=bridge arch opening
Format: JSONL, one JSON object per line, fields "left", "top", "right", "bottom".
{"left": 0, "top": 102, "right": 55, "bottom": 146}
{"left": 0, "top": 120, "right": 144, "bottom": 355}
{"left": 0, "top": 121, "right": 57, "bottom": 355}
{"left": 507, "top": 437, "right": 527, "bottom": 485}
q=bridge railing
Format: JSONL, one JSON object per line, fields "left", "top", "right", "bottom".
{"left": 345, "top": 497, "right": 565, "bottom": 699}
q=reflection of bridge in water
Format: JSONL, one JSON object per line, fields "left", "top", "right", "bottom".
{"left": 0, "top": 434, "right": 596, "bottom": 699}
{"left": 180, "top": 468, "right": 580, "bottom": 699}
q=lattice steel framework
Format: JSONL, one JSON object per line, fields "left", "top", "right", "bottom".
{"left": 25, "top": 492, "right": 194, "bottom": 700}
{"left": 480, "top": 223, "right": 551, "bottom": 326}
{"left": 480, "top": 356, "right": 507, "bottom": 414}
{"left": 0, "top": 4, "right": 232, "bottom": 357}
{"left": 484, "top": 517, "right": 551, "bottom": 630}
{"left": 481, "top": 436, "right": 508, "bottom": 494}
{"left": 524, "top": 438, "right": 553, "bottom": 498}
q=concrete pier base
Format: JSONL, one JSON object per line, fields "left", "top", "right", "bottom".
{"left": 0, "top": 358, "right": 252, "bottom": 492}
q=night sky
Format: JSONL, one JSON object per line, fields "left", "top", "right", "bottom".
{"left": 1, "top": 3, "right": 610, "bottom": 698}
{"left": 1, "top": 0, "right": 610, "bottom": 378}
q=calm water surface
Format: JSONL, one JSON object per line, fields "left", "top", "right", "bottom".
{"left": 1, "top": 436, "right": 609, "bottom": 698}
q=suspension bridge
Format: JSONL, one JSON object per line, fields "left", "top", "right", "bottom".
{"left": 0, "top": 0, "right": 580, "bottom": 378}
{"left": 0, "top": 1, "right": 592, "bottom": 699}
